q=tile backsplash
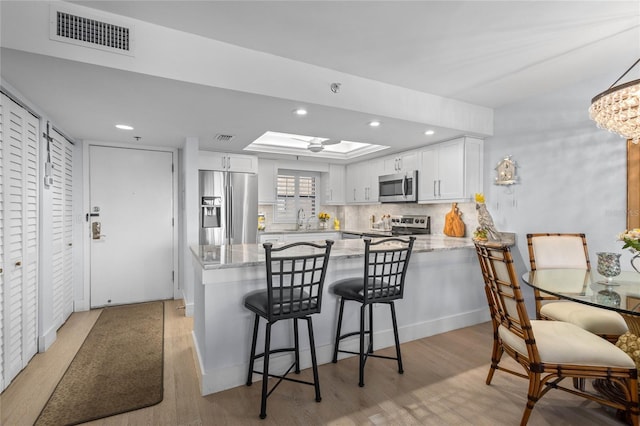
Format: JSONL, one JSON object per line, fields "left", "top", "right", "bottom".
{"left": 258, "top": 202, "right": 480, "bottom": 237}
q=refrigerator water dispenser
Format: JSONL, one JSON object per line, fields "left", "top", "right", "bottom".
{"left": 201, "top": 196, "right": 221, "bottom": 228}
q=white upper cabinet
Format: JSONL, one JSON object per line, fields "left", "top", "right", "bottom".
{"left": 322, "top": 164, "right": 345, "bottom": 205}
{"left": 381, "top": 151, "right": 419, "bottom": 175}
{"left": 257, "top": 158, "right": 276, "bottom": 204}
{"left": 199, "top": 151, "right": 258, "bottom": 173}
{"left": 346, "top": 160, "right": 381, "bottom": 204}
{"left": 418, "top": 137, "right": 483, "bottom": 203}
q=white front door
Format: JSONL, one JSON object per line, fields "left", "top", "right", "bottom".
{"left": 89, "top": 146, "right": 174, "bottom": 308}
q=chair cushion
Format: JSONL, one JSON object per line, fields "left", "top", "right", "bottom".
{"left": 540, "top": 301, "right": 628, "bottom": 335}
{"left": 244, "top": 289, "right": 316, "bottom": 318}
{"left": 498, "top": 320, "right": 636, "bottom": 369}
{"left": 531, "top": 236, "right": 588, "bottom": 269}
{"left": 330, "top": 277, "right": 400, "bottom": 302}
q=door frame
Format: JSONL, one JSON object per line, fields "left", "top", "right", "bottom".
{"left": 80, "top": 141, "right": 179, "bottom": 311}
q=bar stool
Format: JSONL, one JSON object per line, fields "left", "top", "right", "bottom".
{"left": 244, "top": 240, "right": 333, "bottom": 419}
{"left": 331, "top": 236, "right": 415, "bottom": 387}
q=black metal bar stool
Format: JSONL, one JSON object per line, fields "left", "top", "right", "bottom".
{"left": 331, "top": 236, "right": 415, "bottom": 387}
{"left": 244, "top": 239, "right": 333, "bottom": 419}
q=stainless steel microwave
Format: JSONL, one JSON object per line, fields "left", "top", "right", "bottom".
{"left": 378, "top": 171, "right": 418, "bottom": 203}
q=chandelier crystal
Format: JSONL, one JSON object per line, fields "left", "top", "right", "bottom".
{"left": 589, "top": 58, "right": 640, "bottom": 144}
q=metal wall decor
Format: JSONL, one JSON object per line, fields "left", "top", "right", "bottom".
{"left": 494, "top": 155, "right": 518, "bottom": 185}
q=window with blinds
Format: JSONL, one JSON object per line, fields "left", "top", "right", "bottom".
{"left": 275, "top": 170, "right": 319, "bottom": 223}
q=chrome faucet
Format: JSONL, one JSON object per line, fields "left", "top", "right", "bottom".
{"left": 297, "top": 208, "right": 306, "bottom": 230}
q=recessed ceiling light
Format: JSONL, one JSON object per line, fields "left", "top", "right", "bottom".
{"left": 369, "top": 120, "right": 381, "bottom": 127}
{"left": 424, "top": 129, "right": 435, "bottom": 135}
{"left": 116, "top": 124, "right": 134, "bottom": 130}
{"left": 294, "top": 108, "right": 307, "bottom": 116}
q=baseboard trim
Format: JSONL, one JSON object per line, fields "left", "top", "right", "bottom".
{"left": 194, "top": 308, "right": 489, "bottom": 395}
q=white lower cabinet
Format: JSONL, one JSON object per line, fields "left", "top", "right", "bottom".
{"left": 283, "top": 232, "right": 341, "bottom": 243}
{"left": 260, "top": 232, "right": 341, "bottom": 244}
{"left": 259, "top": 233, "right": 284, "bottom": 244}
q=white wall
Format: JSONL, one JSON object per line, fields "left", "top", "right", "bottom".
{"left": 179, "top": 138, "right": 199, "bottom": 316}
{"left": 484, "top": 73, "right": 629, "bottom": 277}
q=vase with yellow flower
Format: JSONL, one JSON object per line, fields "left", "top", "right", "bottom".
{"left": 318, "top": 212, "right": 330, "bottom": 230}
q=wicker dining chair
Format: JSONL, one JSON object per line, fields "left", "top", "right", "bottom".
{"left": 475, "top": 240, "right": 639, "bottom": 426}
{"left": 527, "top": 233, "right": 628, "bottom": 343}
{"left": 244, "top": 239, "right": 333, "bottom": 419}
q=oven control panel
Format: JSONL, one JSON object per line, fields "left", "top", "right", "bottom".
{"left": 390, "top": 215, "right": 430, "bottom": 231}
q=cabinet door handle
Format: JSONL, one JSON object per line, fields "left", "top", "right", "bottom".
{"left": 353, "top": 188, "right": 356, "bottom": 201}
{"left": 438, "top": 180, "right": 442, "bottom": 197}
{"left": 433, "top": 180, "right": 437, "bottom": 197}
{"left": 227, "top": 157, "right": 231, "bottom": 169}
{"left": 0, "top": 268, "right": 3, "bottom": 274}
{"left": 15, "top": 261, "right": 22, "bottom": 267}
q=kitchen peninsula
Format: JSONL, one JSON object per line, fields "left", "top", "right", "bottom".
{"left": 190, "top": 234, "right": 513, "bottom": 396}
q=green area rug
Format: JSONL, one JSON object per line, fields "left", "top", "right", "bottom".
{"left": 35, "top": 301, "right": 165, "bottom": 426}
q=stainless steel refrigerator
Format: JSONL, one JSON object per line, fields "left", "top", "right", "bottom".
{"left": 199, "top": 169, "right": 258, "bottom": 246}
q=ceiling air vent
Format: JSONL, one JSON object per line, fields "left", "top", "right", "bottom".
{"left": 215, "top": 134, "right": 235, "bottom": 142}
{"left": 50, "top": 6, "right": 134, "bottom": 56}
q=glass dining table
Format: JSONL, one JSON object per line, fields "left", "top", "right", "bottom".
{"left": 523, "top": 268, "right": 640, "bottom": 404}
{"left": 522, "top": 269, "right": 640, "bottom": 334}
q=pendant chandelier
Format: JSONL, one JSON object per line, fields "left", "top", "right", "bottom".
{"left": 589, "top": 58, "right": 640, "bottom": 144}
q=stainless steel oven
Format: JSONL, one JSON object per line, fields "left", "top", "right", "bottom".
{"left": 378, "top": 170, "right": 418, "bottom": 203}
{"left": 390, "top": 215, "right": 430, "bottom": 236}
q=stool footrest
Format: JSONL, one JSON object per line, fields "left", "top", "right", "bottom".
{"left": 252, "top": 346, "right": 297, "bottom": 360}
{"left": 336, "top": 349, "right": 398, "bottom": 361}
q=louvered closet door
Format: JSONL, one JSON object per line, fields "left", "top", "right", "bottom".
{"left": 50, "top": 129, "right": 73, "bottom": 327}
{"left": 1, "top": 94, "right": 39, "bottom": 390}
{"left": 0, "top": 95, "right": 5, "bottom": 391}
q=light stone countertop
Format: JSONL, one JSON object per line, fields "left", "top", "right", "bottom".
{"left": 191, "top": 233, "right": 515, "bottom": 270}
{"left": 258, "top": 228, "right": 391, "bottom": 236}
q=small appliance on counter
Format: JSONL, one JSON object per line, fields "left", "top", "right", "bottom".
{"left": 389, "top": 214, "right": 430, "bottom": 236}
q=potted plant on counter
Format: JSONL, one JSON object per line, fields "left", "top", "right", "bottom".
{"left": 318, "top": 212, "right": 330, "bottom": 230}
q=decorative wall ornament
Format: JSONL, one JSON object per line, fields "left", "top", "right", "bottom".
{"left": 494, "top": 155, "right": 518, "bottom": 185}
{"left": 475, "top": 193, "right": 501, "bottom": 242}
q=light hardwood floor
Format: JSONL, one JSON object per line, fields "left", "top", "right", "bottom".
{"left": 0, "top": 299, "right": 628, "bottom": 425}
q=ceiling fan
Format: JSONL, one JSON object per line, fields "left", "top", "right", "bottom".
{"left": 293, "top": 137, "right": 341, "bottom": 153}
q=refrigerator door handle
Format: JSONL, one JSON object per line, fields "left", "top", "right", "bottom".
{"left": 223, "top": 183, "right": 229, "bottom": 240}
{"left": 228, "top": 184, "right": 234, "bottom": 240}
